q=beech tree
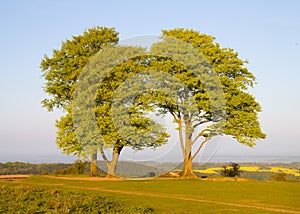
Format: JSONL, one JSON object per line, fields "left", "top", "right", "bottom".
{"left": 41, "top": 27, "right": 119, "bottom": 175}
{"left": 41, "top": 27, "right": 168, "bottom": 176}
{"left": 150, "top": 29, "right": 266, "bottom": 177}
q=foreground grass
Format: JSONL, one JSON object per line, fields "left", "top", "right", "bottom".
{"left": 0, "top": 183, "right": 153, "bottom": 213}
{"left": 1, "top": 176, "right": 300, "bottom": 213}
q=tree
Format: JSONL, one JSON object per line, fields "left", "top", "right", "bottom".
{"left": 41, "top": 26, "right": 119, "bottom": 176}
{"left": 151, "top": 29, "right": 266, "bottom": 177}
{"left": 41, "top": 27, "right": 168, "bottom": 177}
{"left": 150, "top": 29, "right": 266, "bottom": 177}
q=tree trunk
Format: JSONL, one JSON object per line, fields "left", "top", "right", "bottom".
{"left": 181, "top": 119, "right": 197, "bottom": 178}
{"left": 182, "top": 152, "right": 197, "bottom": 178}
{"left": 90, "top": 152, "right": 98, "bottom": 177}
{"left": 105, "top": 145, "right": 123, "bottom": 178}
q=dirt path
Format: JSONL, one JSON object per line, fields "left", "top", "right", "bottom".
{"left": 42, "top": 175, "right": 122, "bottom": 181}
{"left": 0, "top": 174, "right": 31, "bottom": 180}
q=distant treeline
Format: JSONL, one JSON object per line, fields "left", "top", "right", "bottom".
{"left": 0, "top": 160, "right": 176, "bottom": 177}
{"left": 0, "top": 162, "right": 74, "bottom": 175}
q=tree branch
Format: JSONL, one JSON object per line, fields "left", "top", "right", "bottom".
{"left": 99, "top": 147, "right": 109, "bottom": 164}
{"left": 193, "top": 120, "right": 208, "bottom": 128}
{"left": 192, "top": 129, "right": 206, "bottom": 145}
{"left": 192, "top": 137, "right": 210, "bottom": 161}
{"left": 177, "top": 118, "right": 185, "bottom": 157}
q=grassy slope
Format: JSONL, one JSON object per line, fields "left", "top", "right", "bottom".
{"left": 1, "top": 176, "right": 299, "bottom": 214}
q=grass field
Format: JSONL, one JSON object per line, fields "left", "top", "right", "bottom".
{"left": 1, "top": 176, "right": 300, "bottom": 213}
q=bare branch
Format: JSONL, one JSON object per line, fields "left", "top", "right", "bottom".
{"left": 192, "top": 137, "right": 210, "bottom": 161}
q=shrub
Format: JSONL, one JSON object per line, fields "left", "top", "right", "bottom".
{"left": 270, "top": 171, "right": 287, "bottom": 182}
{"left": 220, "top": 162, "right": 241, "bottom": 177}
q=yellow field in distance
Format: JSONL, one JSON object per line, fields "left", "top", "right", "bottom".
{"left": 194, "top": 166, "right": 300, "bottom": 176}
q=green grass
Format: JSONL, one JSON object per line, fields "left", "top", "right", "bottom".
{"left": 0, "top": 183, "right": 153, "bottom": 213}
{"left": 1, "top": 176, "right": 300, "bottom": 213}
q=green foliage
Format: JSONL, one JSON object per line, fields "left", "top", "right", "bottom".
{"left": 0, "top": 184, "right": 153, "bottom": 213}
{"left": 270, "top": 171, "right": 287, "bottom": 182}
{"left": 220, "top": 162, "right": 241, "bottom": 177}
{"left": 74, "top": 46, "right": 168, "bottom": 152}
{"left": 93, "top": 54, "right": 171, "bottom": 149}
{"left": 41, "top": 26, "right": 119, "bottom": 111}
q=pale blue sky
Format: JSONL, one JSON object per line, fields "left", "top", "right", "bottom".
{"left": 0, "top": 0, "right": 299, "bottom": 162}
